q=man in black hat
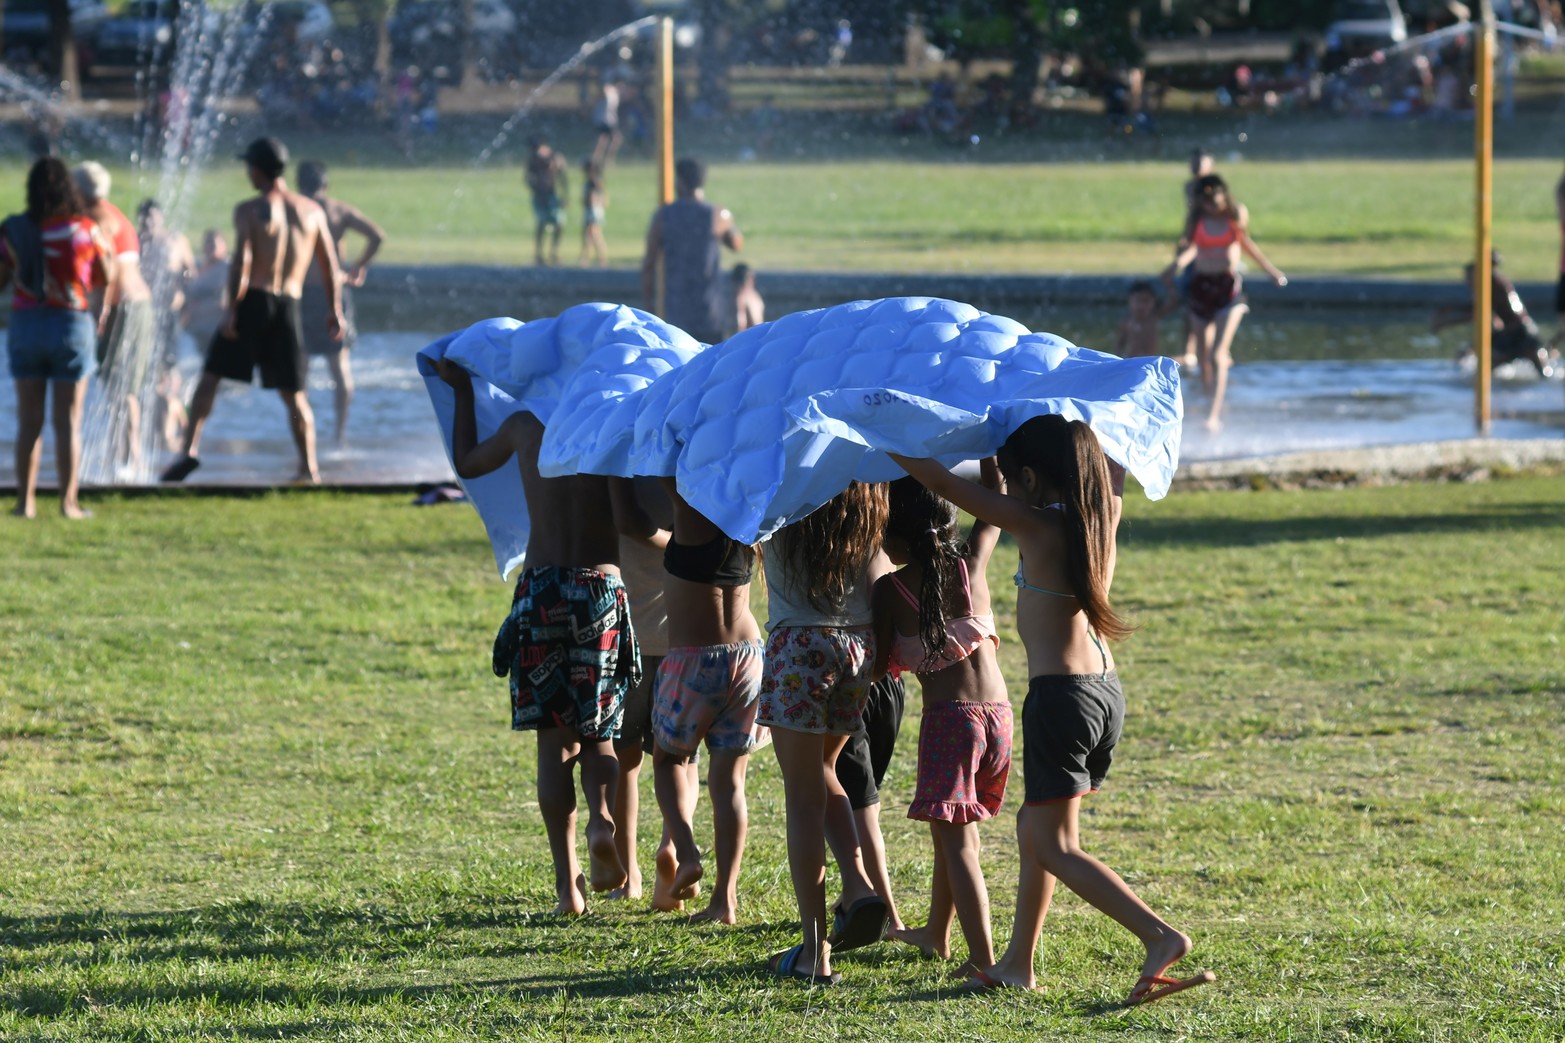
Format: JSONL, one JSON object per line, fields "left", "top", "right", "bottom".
{"left": 161, "top": 137, "right": 344, "bottom": 484}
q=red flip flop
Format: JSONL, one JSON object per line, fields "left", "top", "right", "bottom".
{"left": 1125, "top": 969, "right": 1216, "bottom": 1007}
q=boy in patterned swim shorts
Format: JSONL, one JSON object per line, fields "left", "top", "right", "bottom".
{"left": 435, "top": 357, "right": 639, "bottom": 915}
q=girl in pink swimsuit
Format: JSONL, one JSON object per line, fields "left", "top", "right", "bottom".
{"left": 1165, "top": 174, "right": 1287, "bottom": 433}
{"left": 872, "top": 470, "right": 1012, "bottom": 979}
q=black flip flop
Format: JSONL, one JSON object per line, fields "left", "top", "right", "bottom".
{"left": 768, "top": 944, "right": 841, "bottom": 986}
{"left": 159, "top": 456, "right": 201, "bottom": 483}
{"left": 827, "top": 895, "right": 888, "bottom": 953}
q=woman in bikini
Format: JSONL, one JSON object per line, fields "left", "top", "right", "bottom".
{"left": 1166, "top": 174, "right": 1287, "bottom": 433}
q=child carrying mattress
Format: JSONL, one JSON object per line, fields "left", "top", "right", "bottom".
{"left": 873, "top": 471, "right": 1012, "bottom": 979}
{"left": 891, "top": 416, "right": 1213, "bottom": 1005}
{"left": 758, "top": 481, "right": 891, "bottom": 985}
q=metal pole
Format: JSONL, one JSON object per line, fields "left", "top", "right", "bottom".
{"left": 1474, "top": 3, "right": 1494, "bottom": 434}
{"left": 655, "top": 15, "right": 675, "bottom": 318}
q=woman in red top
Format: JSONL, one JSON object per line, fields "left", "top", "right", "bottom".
{"left": 0, "top": 157, "right": 113, "bottom": 518}
{"left": 1164, "top": 175, "right": 1286, "bottom": 433}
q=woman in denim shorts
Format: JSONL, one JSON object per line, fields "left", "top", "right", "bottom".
{"left": 0, "top": 158, "right": 112, "bottom": 518}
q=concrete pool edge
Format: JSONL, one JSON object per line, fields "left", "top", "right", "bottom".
{"left": 1174, "top": 437, "right": 1565, "bottom": 489}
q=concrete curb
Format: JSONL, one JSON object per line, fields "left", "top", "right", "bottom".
{"left": 1176, "top": 438, "right": 1565, "bottom": 486}
{"left": 367, "top": 265, "right": 1539, "bottom": 314}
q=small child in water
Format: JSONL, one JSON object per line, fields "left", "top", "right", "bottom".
{"left": 1114, "top": 279, "right": 1179, "bottom": 360}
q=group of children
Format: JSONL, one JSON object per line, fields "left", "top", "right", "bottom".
{"left": 435, "top": 351, "right": 1213, "bottom": 1007}
{"left": 525, "top": 135, "right": 611, "bottom": 268}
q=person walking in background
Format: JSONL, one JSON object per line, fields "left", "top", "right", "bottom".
{"left": 75, "top": 161, "right": 155, "bottom": 473}
{"left": 1165, "top": 174, "right": 1287, "bottom": 433}
{"left": 136, "top": 200, "right": 195, "bottom": 452}
{"left": 1554, "top": 162, "right": 1565, "bottom": 351}
{"left": 578, "top": 158, "right": 609, "bottom": 268}
{"left": 161, "top": 138, "right": 343, "bottom": 485}
{"left": 181, "top": 230, "right": 230, "bottom": 360}
{"left": 0, "top": 157, "right": 112, "bottom": 518}
{"left": 297, "top": 160, "right": 386, "bottom": 448}
{"left": 641, "top": 158, "right": 742, "bottom": 345}
{"left": 526, "top": 136, "right": 569, "bottom": 267}
{"left": 731, "top": 262, "right": 764, "bottom": 335}
{"left": 592, "top": 77, "right": 622, "bottom": 168}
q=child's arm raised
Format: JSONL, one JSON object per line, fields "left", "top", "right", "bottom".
{"left": 435, "top": 357, "right": 530, "bottom": 479}
{"left": 610, "top": 477, "right": 670, "bottom": 549}
{"left": 965, "top": 456, "right": 1005, "bottom": 572}
{"left": 888, "top": 452, "right": 1038, "bottom": 539}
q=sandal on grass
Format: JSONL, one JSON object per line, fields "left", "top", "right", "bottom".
{"left": 768, "top": 944, "right": 841, "bottom": 986}
{"left": 1125, "top": 969, "right": 1215, "bottom": 1007}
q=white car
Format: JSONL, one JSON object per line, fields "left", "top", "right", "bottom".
{"left": 1325, "top": 0, "right": 1408, "bottom": 56}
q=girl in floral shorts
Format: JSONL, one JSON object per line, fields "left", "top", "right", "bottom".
{"left": 758, "top": 481, "right": 890, "bottom": 985}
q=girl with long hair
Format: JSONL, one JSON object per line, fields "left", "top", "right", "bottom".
{"left": 758, "top": 481, "right": 891, "bottom": 984}
{"left": 873, "top": 470, "right": 1011, "bottom": 978}
{"left": 891, "top": 416, "right": 1213, "bottom": 1005}
{"left": 0, "top": 157, "right": 112, "bottom": 518}
{"left": 1167, "top": 173, "right": 1286, "bottom": 432}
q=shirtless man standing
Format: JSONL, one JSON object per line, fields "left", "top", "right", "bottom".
{"left": 161, "top": 138, "right": 342, "bottom": 484}
{"left": 435, "top": 356, "right": 636, "bottom": 915}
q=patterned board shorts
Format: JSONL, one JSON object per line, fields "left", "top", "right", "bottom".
{"left": 652, "top": 640, "right": 769, "bottom": 757}
{"left": 757, "top": 625, "right": 874, "bottom": 736}
{"left": 909, "top": 700, "right": 1013, "bottom": 824}
{"left": 493, "top": 565, "right": 640, "bottom": 740}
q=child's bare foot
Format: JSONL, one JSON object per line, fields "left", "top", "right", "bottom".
{"left": 12, "top": 503, "right": 35, "bottom": 519}
{"left": 889, "top": 924, "right": 948, "bottom": 960}
{"left": 1203, "top": 414, "right": 1223, "bottom": 433}
{"left": 652, "top": 844, "right": 692, "bottom": 911}
{"left": 552, "top": 872, "right": 588, "bottom": 916}
{"left": 689, "top": 899, "right": 736, "bottom": 925}
{"left": 291, "top": 468, "right": 321, "bottom": 486}
{"left": 605, "top": 868, "right": 642, "bottom": 901}
{"left": 671, "top": 855, "right": 704, "bottom": 900}
{"left": 61, "top": 504, "right": 92, "bottom": 520}
{"left": 973, "top": 953, "right": 1038, "bottom": 991}
{"left": 1140, "top": 929, "right": 1193, "bottom": 984}
{"left": 586, "top": 824, "right": 627, "bottom": 893}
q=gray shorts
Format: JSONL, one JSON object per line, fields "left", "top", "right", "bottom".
{"left": 1022, "top": 672, "right": 1124, "bottom": 803}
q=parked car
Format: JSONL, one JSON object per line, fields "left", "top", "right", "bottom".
{"left": 0, "top": 0, "right": 107, "bottom": 72}
{"left": 90, "top": 0, "right": 182, "bottom": 71}
{"left": 1324, "top": 0, "right": 1408, "bottom": 63}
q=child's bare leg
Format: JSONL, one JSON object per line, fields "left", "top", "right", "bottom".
{"left": 652, "top": 758, "right": 698, "bottom": 910}
{"left": 1205, "top": 304, "right": 1247, "bottom": 432}
{"left": 770, "top": 726, "right": 834, "bottom": 975}
{"left": 608, "top": 735, "right": 645, "bottom": 899}
{"left": 692, "top": 750, "right": 749, "bottom": 924}
{"left": 891, "top": 821, "right": 953, "bottom": 960}
{"left": 577, "top": 733, "right": 626, "bottom": 893}
{"left": 822, "top": 759, "right": 877, "bottom": 910}
{"left": 653, "top": 746, "right": 704, "bottom": 900}
{"left": 984, "top": 805, "right": 1058, "bottom": 989}
{"left": 934, "top": 820, "right": 994, "bottom": 975}
{"left": 1192, "top": 314, "right": 1217, "bottom": 396}
{"left": 536, "top": 728, "right": 587, "bottom": 914}
{"left": 1178, "top": 314, "right": 1197, "bottom": 369}
{"left": 853, "top": 802, "right": 902, "bottom": 932}
{"left": 1029, "top": 798, "right": 1191, "bottom": 983}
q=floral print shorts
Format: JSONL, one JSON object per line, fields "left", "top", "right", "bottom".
{"left": 758, "top": 625, "right": 874, "bottom": 736}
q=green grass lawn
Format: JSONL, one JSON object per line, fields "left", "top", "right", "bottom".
{"left": 4, "top": 110, "right": 1563, "bottom": 280}
{"left": 2, "top": 479, "right": 1562, "bottom": 1041}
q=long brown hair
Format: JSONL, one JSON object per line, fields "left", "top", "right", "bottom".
{"left": 1185, "top": 172, "right": 1239, "bottom": 234}
{"left": 778, "top": 481, "right": 888, "bottom": 614}
{"left": 886, "top": 476, "right": 966, "bottom": 666}
{"left": 997, "top": 415, "right": 1133, "bottom": 642}
{"left": 26, "top": 157, "right": 83, "bottom": 223}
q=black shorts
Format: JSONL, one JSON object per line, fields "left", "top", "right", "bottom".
{"left": 1555, "top": 273, "right": 1565, "bottom": 316}
{"left": 835, "top": 674, "right": 906, "bottom": 810}
{"left": 1022, "top": 672, "right": 1124, "bottom": 803}
{"left": 617, "top": 654, "right": 664, "bottom": 754}
{"left": 203, "top": 290, "right": 306, "bottom": 391}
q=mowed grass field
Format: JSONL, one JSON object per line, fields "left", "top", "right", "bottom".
{"left": 3, "top": 131, "right": 1562, "bottom": 280}
{"left": 2, "top": 478, "right": 1563, "bottom": 1041}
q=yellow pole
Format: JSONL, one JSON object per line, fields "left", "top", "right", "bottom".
{"left": 655, "top": 15, "right": 675, "bottom": 317}
{"left": 1474, "top": 3, "right": 1494, "bottom": 434}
